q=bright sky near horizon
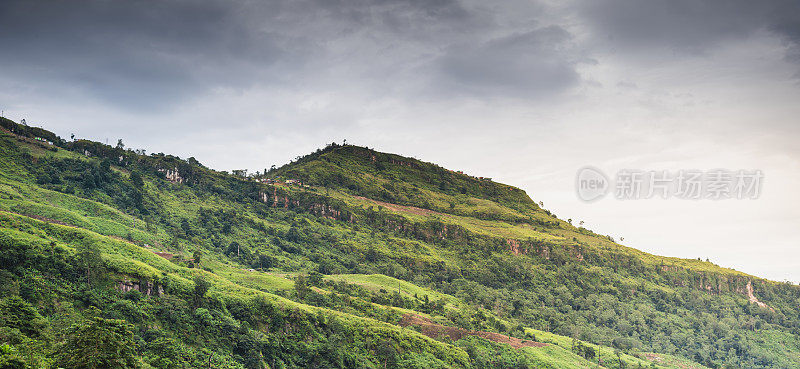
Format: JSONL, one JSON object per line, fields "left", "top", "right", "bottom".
{"left": 2, "top": 0, "right": 799, "bottom": 281}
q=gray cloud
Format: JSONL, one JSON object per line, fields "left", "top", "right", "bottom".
{"left": 0, "top": 0, "right": 304, "bottom": 110}
{"left": 3, "top": 0, "right": 799, "bottom": 114}
{"left": 435, "top": 26, "right": 581, "bottom": 98}
{"left": 0, "top": 0, "right": 580, "bottom": 110}
{"left": 770, "top": 9, "right": 800, "bottom": 68}
{"left": 577, "top": 0, "right": 800, "bottom": 63}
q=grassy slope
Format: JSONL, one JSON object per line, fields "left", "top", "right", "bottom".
{"left": 0, "top": 180, "right": 633, "bottom": 369}
{"left": 327, "top": 274, "right": 460, "bottom": 304}
{"left": 0, "top": 207, "right": 700, "bottom": 369}
{"left": 4, "top": 124, "right": 796, "bottom": 367}
{"left": 0, "top": 130, "right": 716, "bottom": 368}
{"left": 270, "top": 145, "right": 539, "bottom": 216}
{"left": 325, "top": 273, "right": 701, "bottom": 368}
{"left": 259, "top": 145, "right": 800, "bottom": 368}
{"left": 274, "top": 145, "right": 750, "bottom": 277}
{"left": 0, "top": 210, "right": 472, "bottom": 367}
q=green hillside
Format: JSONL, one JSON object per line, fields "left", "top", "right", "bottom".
{"left": 268, "top": 144, "right": 540, "bottom": 218}
{"left": 1, "top": 117, "right": 799, "bottom": 368}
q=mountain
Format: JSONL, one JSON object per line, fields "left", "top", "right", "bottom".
{"left": 1, "top": 116, "right": 799, "bottom": 368}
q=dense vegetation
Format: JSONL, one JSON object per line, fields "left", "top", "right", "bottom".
{"left": 1, "top": 116, "right": 799, "bottom": 368}
{"left": 268, "top": 144, "right": 540, "bottom": 220}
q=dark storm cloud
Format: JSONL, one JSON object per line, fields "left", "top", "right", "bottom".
{"left": 0, "top": 0, "right": 584, "bottom": 110}
{"left": 0, "top": 0, "right": 302, "bottom": 110}
{"left": 8, "top": 0, "right": 798, "bottom": 113}
{"left": 3, "top": 0, "right": 800, "bottom": 113}
{"left": 435, "top": 26, "right": 581, "bottom": 98}
{"left": 307, "top": 0, "right": 475, "bottom": 33}
{"left": 771, "top": 10, "right": 800, "bottom": 67}
{"left": 578, "top": 0, "right": 800, "bottom": 61}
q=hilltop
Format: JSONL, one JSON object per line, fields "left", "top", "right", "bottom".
{"left": 269, "top": 144, "right": 539, "bottom": 216}
{"left": 1, "top": 116, "right": 799, "bottom": 368}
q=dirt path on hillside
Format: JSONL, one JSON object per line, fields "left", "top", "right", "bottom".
{"left": 0, "top": 209, "right": 75, "bottom": 227}
{"left": 399, "top": 314, "right": 548, "bottom": 349}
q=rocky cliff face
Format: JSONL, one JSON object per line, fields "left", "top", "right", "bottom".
{"left": 116, "top": 276, "right": 163, "bottom": 296}
{"left": 158, "top": 167, "right": 184, "bottom": 183}
{"left": 746, "top": 280, "right": 774, "bottom": 311}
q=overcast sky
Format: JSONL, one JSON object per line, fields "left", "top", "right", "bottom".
{"left": 2, "top": 0, "right": 799, "bottom": 282}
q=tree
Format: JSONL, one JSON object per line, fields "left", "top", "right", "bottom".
{"left": 116, "top": 139, "right": 125, "bottom": 150}
{"left": 295, "top": 275, "right": 310, "bottom": 299}
{"left": 193, "top": 275, "right": 210, "bottom": 307}
{"left": 180, "top": 218, "right": 193, "bottom": 237}
{"left": 77, "top": 242, "right": 103, "bottom": 285}
{"left": 256, "top": 253, "right": 274, "bottom": 270}
{"left": 227, "top": 241, "right": 241, "bottom": 257}
{"left": 584, "top": 345, "right": 596, "bottom": 360}
{"left": 308, "top": 271, "right": 323, "bottom": 286}
{"left": 0, "top": 296, "right": 48, "bottom": 338}
{"left": 56, "top": 316, "right": 140, "bottom": 369}
{"left": 100, "top": 158, "right": 111, "bottom": 174}
{"left": 193, "top": 250, "right": 202, "bottom": 266}
{"left": 286, "top": 227, "right": 304, "bottom": 243}
{"left": 0, "top": 344, "right": 26, "bottom": 369}
{"left": 130, "top": 171, "right": 144, "bottom": 188}
{"left": 82, "top": 172, "right": 97, "bottom": 190}
{"left": 615, "top": 349, "right": 625, "bottom": 368}
{"left": 376, "top": 340, "right": 398, "bottom": 368}
{"left": 365, "top": 246, "right": 379, "bottom": 262}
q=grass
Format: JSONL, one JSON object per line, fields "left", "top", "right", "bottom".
{"left": 205, "top": 259, "right": 295, "bottom": 292}
{"left": 524, "top": 327, "right": 709, "bottom": 369}
{"left": 327, "top": 274, "right": 461, "bottom": 306}
{"left": 0, "top": 203, "right": 704, "bottom": 369}
{"left": 324, "top": 184, "right": 755, "bottom": 281}
{"left": 328, "top": 188, "right": 562, "bottom": 240}
{"left": 0, "top": 126, "right": 776, "bottom": 368}
{"left": 520, "top": 344, "right": 605, "bottom": 369}
{"left": 0, "top": 210, "right": 473, "bottom": 367}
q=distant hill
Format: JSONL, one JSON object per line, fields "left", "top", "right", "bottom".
{"left": 269, "top": 143, "right": 539, "bottom": 215}
{"left": 1, "top": 116, "right": 798, "bottom": 368}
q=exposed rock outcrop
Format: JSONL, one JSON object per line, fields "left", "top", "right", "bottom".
{"left": 746, "top": 280, "right": 774, "bottom": 311}
{"left": 116, "top": 276, "right": 163, "bottom": 296}
{"left": 158, "top": 168, "right": 184, "bottom": 183}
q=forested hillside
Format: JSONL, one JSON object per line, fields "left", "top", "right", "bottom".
{"left": 1, "top": 117, "right": 799, "bottom": 368}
